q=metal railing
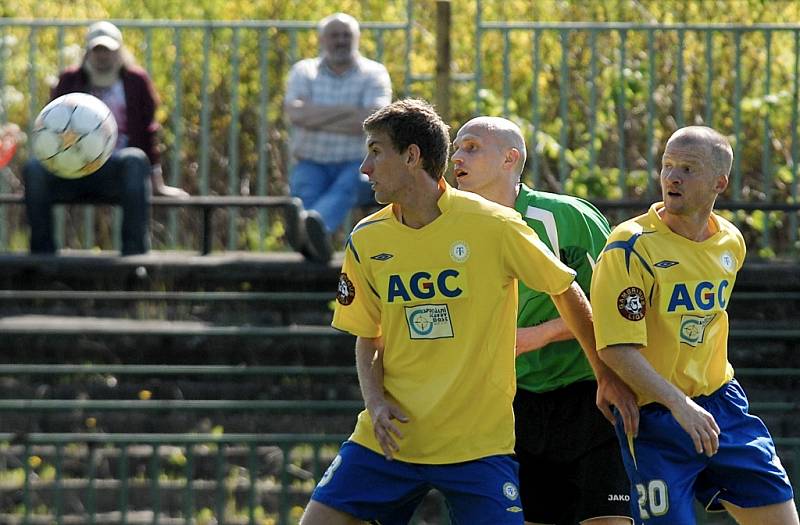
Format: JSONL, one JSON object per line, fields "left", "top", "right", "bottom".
{"left": 475, "top": 14, "right": 800, "bottom": 254}
{"left": 0, "top": 359, "right": 798, "bottom": 524}
{"left": 2, "top": 432, "right": 799, "bottom": 524}
{"left": 0, "top": 11, "right": 416, "bottom": 252}
{"left": 0, "top": 432, "right": 348, "bottom": 525}
{"left": 2, "top": 13, "right": 800, "bottom": 255}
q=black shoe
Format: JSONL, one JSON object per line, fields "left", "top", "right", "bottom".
{"left": 302, "top": 210, "right": 333, "bottom": 263}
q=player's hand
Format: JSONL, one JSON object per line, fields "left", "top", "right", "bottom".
{"left": 596, "top": 371, "right": 640, "bottom": 437}
{"left": 671, "top": 396, "right": 720, "bottom": 457}
{"left": 368, "top": 400, "right": 409, "bottom": 460}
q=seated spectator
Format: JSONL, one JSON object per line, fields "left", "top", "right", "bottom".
{"left": 284, "top": 12, "right": 392, "bottom": 263}
{"left": 23, "top": 21, "right": 187, "bottom": 256}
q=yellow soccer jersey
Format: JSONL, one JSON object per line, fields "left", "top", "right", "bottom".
{"left": 333, "top": 182, "right": 577, "bottom": 464}
{"left": 591, "top": 203, "right": 745, "bottom": 406}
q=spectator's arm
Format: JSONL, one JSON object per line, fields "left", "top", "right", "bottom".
{"left": 284, "top": 60, "right": 391, "bottom": 134}
{"left": 284, "top": 100, "right": 373, "bottom": 134}
{"left": 139, "top": 71, "right": 161, "bottom": 166}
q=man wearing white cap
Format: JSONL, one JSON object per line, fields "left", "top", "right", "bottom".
{"left": 23, "top": 21, "right": 187, "bottom": 255}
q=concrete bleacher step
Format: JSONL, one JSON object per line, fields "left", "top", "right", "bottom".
{"left": 0, "top": 252, "right": 339, "bottom": 293}
{"left": 0, "top": 290, "right": 335, "bottom": 326}
{"left": 0, "top": 255, "right": 796, "bottom": 525}
{"left": 0, "top": 377, "right": 361, "bottom": 403}
{"left": 0, "top": 315, "right": 344, "bottom": 338}
{"left": 0, "top": 315, "right": 356, "bottom": 364}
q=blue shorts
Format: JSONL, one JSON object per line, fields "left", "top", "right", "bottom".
{"left": 310, "top": 441, "right": 524, "bottom": 525}
{"left": 615, "top": 379, "right": 794, "bottom": 524}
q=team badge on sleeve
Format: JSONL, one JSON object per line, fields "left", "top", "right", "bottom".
{"left": 337, "top": 273, "right": 356, "bottom": 305}
{"left": 617, "top": 287, "right": 646, "bottom": 321}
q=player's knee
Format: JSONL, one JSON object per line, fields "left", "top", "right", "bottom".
{"left": 119, "top": 148, "right": 150, "bottom": 176}
{"left": 579, "top": 517, "right": 634, "bottom": 525}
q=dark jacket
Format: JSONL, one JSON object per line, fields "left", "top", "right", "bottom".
{"left": 53, "top": 64, "right": 161, "bottom": 165}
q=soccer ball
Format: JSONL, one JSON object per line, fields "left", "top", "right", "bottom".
{"left": 31, "top": 92, "right": 118, "bottom": 179}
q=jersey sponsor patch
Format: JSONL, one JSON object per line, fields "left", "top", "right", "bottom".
{"left": 336, "top": 273, "right": 355, "bottom": 305}
{"left": 663, "top": 279, "right": 730, "bottom": 313}
{"left": 384, "top": 268, "right": 467, "bottom": 304}
{"left": 617, "top": 287, "right": 646, "bottom": 321}
{"left": 679, "top": 314, "right": 716, "bottom": 346}
{"left": 404, "top": 304, "right": 454, "bottom": 339}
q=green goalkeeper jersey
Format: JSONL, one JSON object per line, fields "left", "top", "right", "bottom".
{"left": 513, "top": 183, "right": 611, "bottom": 393}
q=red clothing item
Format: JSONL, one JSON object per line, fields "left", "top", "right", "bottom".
{"left": 52, "top": 64, "right": 161, "bottom": 166}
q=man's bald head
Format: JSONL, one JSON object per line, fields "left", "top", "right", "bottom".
{"left": 666, "top": 126, "right": 733, "bottom": 179}
{"left": 458, "top": 117, "right": 527, "bottom": 176}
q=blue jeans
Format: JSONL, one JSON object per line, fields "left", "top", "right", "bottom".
{"left": 23, "top": 147, "right": 152, "bottom": 255}
{"left": 289, "top": 159, "right": 375, "bottom": 233}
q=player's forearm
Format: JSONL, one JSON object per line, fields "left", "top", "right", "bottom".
{"left": 599, "top": 344, "right": 687, "bottom": 409}
{"left": 550, "top": 283, "right": 603, "bottom": 368}
{"left": 516, "top": 318, "right": 573, "bottom": 355}
{"left": 551, "top": 283, "right": 625, "bottom": 385}
{"left": 354, "top": 336, "right": 386, "bottom": 411}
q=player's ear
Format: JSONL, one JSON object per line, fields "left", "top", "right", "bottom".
{"left": 405, "top": 144, "right": 421, "bottom": 168}
{"left": 505, "top": 148, "right": 521, "bottom": 169}
{"left": 714, "top": 174, "right": 729, "bottom": 194}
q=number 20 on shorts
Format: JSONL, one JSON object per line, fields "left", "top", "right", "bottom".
{"left": 636, "top": 479, "right": 669, "bottom": 519}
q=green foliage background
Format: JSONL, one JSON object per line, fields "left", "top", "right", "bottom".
{"left": 1, "top": 0, "right": 799, "bottom": 254}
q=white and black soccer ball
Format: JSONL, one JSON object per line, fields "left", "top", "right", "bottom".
{"left": 31, "top": 92, "right": 118, "bottom": 179}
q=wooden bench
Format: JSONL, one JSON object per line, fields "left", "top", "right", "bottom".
{"left": 0, "top": 193, "right": 304, "bottom": 255}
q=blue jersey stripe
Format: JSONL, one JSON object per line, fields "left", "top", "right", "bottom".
{"left": 603, "top": 232, "right": 655, "bottom": 278}
{"left": 346, "top": 218, "right": 391, "bottom": 264}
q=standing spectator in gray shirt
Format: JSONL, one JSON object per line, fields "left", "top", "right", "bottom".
{"left": 285, "top": 13, "right": 392, "bottom": 262}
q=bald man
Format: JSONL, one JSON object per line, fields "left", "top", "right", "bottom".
{"left": 452, "top": 117, "right": 636, "bottom": 525}
{"left": 592, "top": 126, "right": 798, "bottom": 524}
{"left": 284, "top": 12, "right": 392, "bottom": 262}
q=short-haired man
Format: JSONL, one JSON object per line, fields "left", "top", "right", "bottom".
{"left": 284, "top": 12, "right": 392, "bottom": 262}
{"left": 592, "top": 126, "right": 799, "bottom": 524}
{"left": 300, "top": 99, "right": 601, "bottom": 524}
{"left": 452, "top": 116, "right": 636, "bottom": 525}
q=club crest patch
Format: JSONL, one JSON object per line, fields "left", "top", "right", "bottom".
{"left": 450, "top": 241, "right": 469, "bottom": 263}
{"left": 617, "top": 287, "right": 646, "bottom": 321}
{"left": 502, "top": 482, "right": 519, "bottom": 500}
{"left": 720, "top": 251, "right": 735, "bottom": 272}
{"left": 336, "top": 273, "right": 355, "bottom": 305}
